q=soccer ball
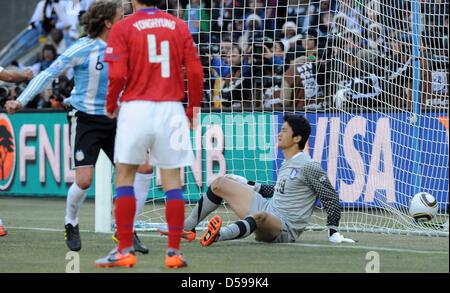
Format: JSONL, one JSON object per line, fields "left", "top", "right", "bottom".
{"left": 409, "top": 192, "right": 438, "bottom": 222}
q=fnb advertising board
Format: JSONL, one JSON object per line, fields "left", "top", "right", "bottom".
{"left": 0, "top": 112, "right": 80, "bottom": 196}
{"left": 0, "top": 111, "right": 448, "bottom": 211}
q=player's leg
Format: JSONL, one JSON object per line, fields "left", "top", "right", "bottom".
{"left": 130, "top": 163, "right": 153, "bottom": 254}
{"left": 101, "top": 123, "right": 153, "bottom": 221}
{"left": 114, "top": 163, "right": 139, "bottom": 252}
{"left": 149, "top": 101, "right": 195, "bottom": 269}
{"left": 96, "top": 101, "right": 151, "bottom": 268}
{"left": 64, "top": 167, "right": 93, "bottom": 251}
{"left": 184, "top": 176, "right": 255, "bottom": 232}
{"left": 211, "top": 176, "right": 256, "bottom": 218}
{"left": 96, "top": 163, "right": 139, "bottom": 268}
{"left": 201, "top": 215, "right": 257, "bottom": 245}
{"left": 252, "top": 212, "right": 284, "bottom": 242}
{"left": 102, "top": 122, "right": 150, "bottom": 254}
{"left": 201, "top": 212, "right": 283, "bottom": 246}
{"left": 0, "top": 218, "right": 7, "bottom": 236}
{"left": 65, "top": 110, "right": 103, "bottom": 251}
{"left": 134, "top": 162, "right": 153, "bottom": 223}
{"left": 160, "top": 168, "right": 187, "bottom": 268}
{"left": 199, "top": 188, "right": 270, "bottom": 246}
{"left": 66, "top": 167, "right": 93, "bottom": 228}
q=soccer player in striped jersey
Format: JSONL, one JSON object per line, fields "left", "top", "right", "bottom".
{"left": 5, "top": 1, "right": 152, "bottom": 253}
{"left": 176, "top": 114, "right": 356, "bottom": 245}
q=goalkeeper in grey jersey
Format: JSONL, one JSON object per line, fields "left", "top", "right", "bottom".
{"left": 160, "top": 114, "right": 355, "bottom": 244}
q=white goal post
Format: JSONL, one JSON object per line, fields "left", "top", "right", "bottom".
{"left": 94, "top": 150, "right": 112, "bottom": 233}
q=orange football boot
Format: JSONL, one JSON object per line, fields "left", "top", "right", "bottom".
{"left": 165, "top": 250, "right": 188, "bottom": 269}
{"left": 200, "top": 215, "right": 222, "bottom": 247}
{"left": 157, "top": 227, "right": 196, "bottom": 242}
{"left": 95, "top": 248, "right": 137, "bottom": 268}
{"left": 0, "top": 225, "right": 7, "bottom": 237}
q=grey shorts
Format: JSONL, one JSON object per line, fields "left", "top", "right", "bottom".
{"left": 247, "top": 192, "right": 299, "bottom": 243}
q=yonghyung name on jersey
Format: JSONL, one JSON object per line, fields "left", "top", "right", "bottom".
{"left": 133, "top": 18, "right": 176, "bottom": 31}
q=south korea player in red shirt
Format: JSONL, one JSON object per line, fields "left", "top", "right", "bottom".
{"left": 95, "top": 0, "right": 203, "bottom": 269}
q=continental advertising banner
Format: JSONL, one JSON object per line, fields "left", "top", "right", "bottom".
{"left": 0, "top": 111, "right": 448, "bottom": 210}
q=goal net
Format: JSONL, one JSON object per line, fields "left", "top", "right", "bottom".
{"left": 111, "top": 0, "right": 448, "bottom": 237}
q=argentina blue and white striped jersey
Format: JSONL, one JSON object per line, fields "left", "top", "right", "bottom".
{"left": 17, "top": 37, "right": 109, "bottom": 115}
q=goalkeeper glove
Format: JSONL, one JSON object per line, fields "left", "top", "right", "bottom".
{"left": 225, "top": 174, "right": 250, "bottom": 186}
{"left": 224, "top": 174, "right": 261, "bottom": 190}
{"left": 328, "top": 229, "right": 356, "bottom": 243}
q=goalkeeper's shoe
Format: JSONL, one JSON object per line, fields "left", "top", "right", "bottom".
{"left": 157, "top": 227, "right": 196, "bottom": 242}
{"left": 112, "top": 232, "right": 149, "bottom": 254}
{"left": 95, "top": 247, "right": 136, "bottom": 268}
{"left": 0, "top": 224, "right": 7, "bottom": 237}
{"left": 165, "top": 249, "right": 188, "bottom": 269}
{"left": 200, "top": 215, "right": 222, "bottom": 247}
{"left": 64, "top": 224, "right": 81, "bottom": 251}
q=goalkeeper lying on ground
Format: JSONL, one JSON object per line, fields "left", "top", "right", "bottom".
{"left": 160, "top": 114, "right": 355, "bottom": 245}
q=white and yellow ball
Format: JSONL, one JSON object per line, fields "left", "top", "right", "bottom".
{"left": 409, "top": 192, "right": 438, "bottom": 222}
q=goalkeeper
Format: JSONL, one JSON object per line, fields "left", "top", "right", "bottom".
{"left": 162, "top": 114, "right": 355, "bottom": 245}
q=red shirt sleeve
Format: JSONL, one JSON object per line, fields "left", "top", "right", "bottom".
{"left": 105, "top": 22, "right": 129, "bottom": 63}
{"left": 105, "top": 22, "right": 129, "bottom": 114}
{"left": 180, "top": 21, "right": 203, "bottom": 121}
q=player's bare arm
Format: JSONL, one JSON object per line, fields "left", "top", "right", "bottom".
{"left": 1, "top": 67, "right": 33, "bottom": 114}
{"left": 0, "top": 68, "right": 33, "bottom": 83}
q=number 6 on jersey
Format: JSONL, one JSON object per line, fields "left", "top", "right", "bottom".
{"left": 147, "top": 34, "right": 170, "bottom": 78}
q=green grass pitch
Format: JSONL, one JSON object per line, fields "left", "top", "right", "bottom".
{"left": 0, "top": 197, "right": 448, "bottom": 273}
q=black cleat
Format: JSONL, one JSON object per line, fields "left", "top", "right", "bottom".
{"left": 133, "top": 232, "right": 149, "bottom": 254}
{"left": 64, "top": 224, "right": 81, "bottom": 251}
{"left": 112, "top": 231, "right": 149, "bottom": 254}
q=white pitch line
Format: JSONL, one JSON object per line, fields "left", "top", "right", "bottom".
{"left": 8, "top": 226, "right": 90, "bottom": 233}
{"left": 8, "top": 226, "right": 449, "bottom": 255}
{"left": 281, "top": 242, "right": 449, "bottom": 255}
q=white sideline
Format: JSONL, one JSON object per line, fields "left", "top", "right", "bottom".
{"left": 281, "top": 242, "right": 449, "bottom": 255}
{"left": 8, "top": 226, "right": 449, "bottom": 255}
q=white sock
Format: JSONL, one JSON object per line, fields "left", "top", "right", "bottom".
{"left": 133, "top": 172, "right": 153, "bottom": 221}
{"left": 0, "top": 219, "right": 3, "bottom": 226}
{"left": 65, "top": 183, "right": 88, "bottom": 226}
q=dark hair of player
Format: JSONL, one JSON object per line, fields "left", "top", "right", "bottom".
{"left": 81, "top": 0, "right": 120, "bottom": 39}
{"left": 283, "top": 114, "right": 311, "bottom": 150}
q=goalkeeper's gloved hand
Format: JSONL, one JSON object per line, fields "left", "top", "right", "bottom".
{"left": 224, "top": 174, "right": 262, "bottom": 193}
{"left": 328, "top": 229, "right": 356, "bottom": 243}
{"left": 225, "top": 174, "right": 250, "bottom": 186}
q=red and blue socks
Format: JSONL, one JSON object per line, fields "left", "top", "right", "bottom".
{"left": 165, "top": 189, "right": 185, "bottom": 250}
{"left": 115, "top": 186, "right": 136, "bottom": 253}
